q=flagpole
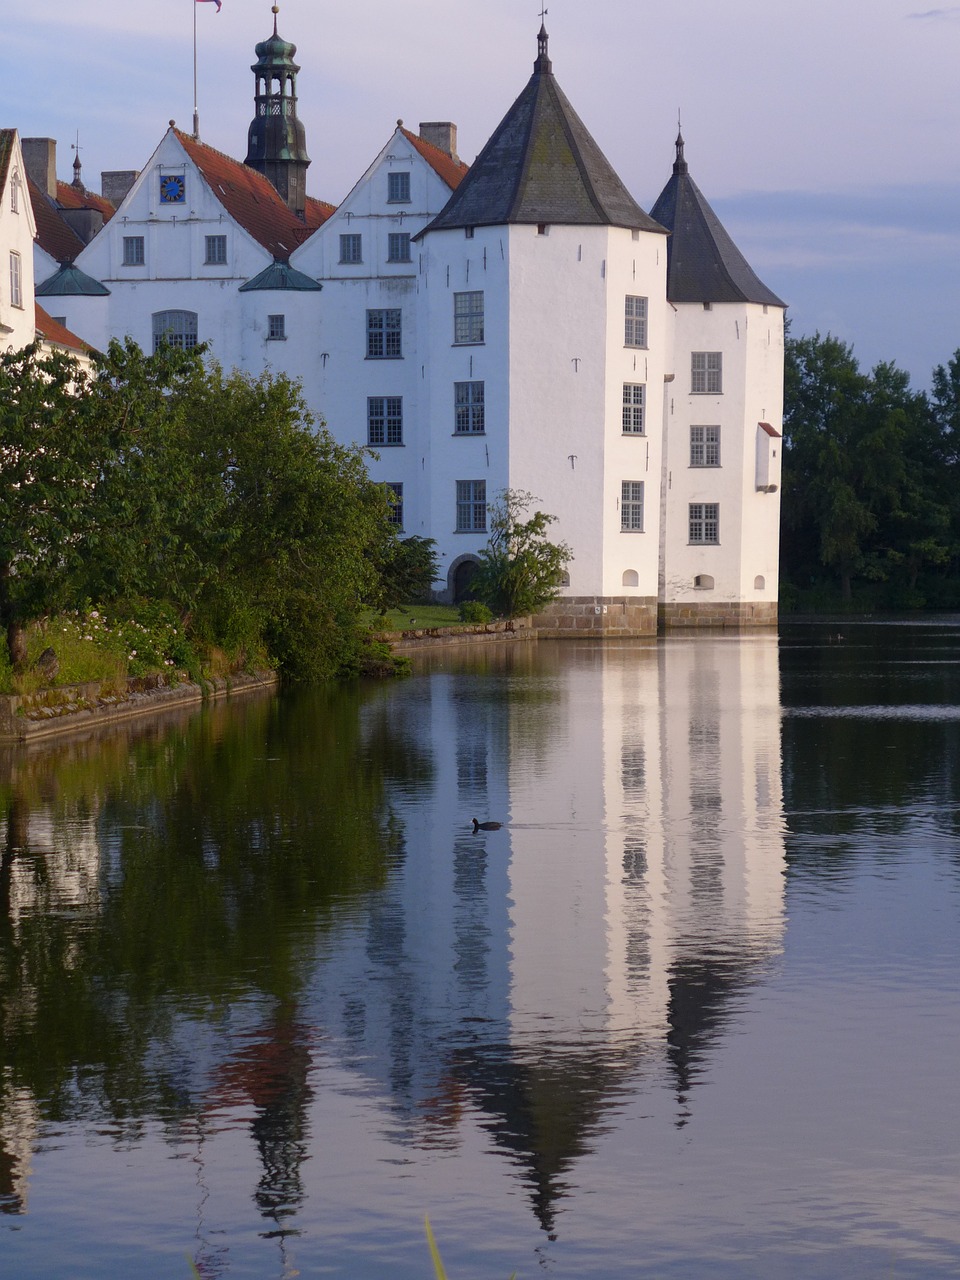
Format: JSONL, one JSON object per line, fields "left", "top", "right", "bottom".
{"left": 193, "top": 0, "right": 200, "bottom": 138}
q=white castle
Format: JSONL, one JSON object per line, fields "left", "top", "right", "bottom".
{"left": 12, "top": 15, "right": 784, "bottom": 632}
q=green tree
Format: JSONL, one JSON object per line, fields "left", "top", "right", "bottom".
{"left": 471, "top": 490, "right": 571, "bottom": 618}
{"left": 370, "top": 533, "right": 439, "bottom": 614}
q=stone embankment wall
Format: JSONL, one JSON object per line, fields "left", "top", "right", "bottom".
{"left": 0, "top": 671, "right": 278, "bottom": 744}
{"left": 658, "top": 601, "right": 779, "bottom": 629}
{"left": 376, "top": 618, "right": 536, "bottom": 653}
{"left": 532, "top": 596, "right": 659, "bottom": 636}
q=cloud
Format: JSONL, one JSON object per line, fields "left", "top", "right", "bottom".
{"left": 906, "top": 7, "right": 960, "bottom": 19}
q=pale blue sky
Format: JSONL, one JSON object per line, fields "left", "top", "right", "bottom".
{"left": 4, "top": 0, "right": 959, "bottom": 387}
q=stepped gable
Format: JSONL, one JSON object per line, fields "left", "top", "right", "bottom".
{"left": 422, "top": 26, "right": 663, "bottom": 234}
{"left": 400, "top": 127, "right": 469, "bottom": 191}
{"left": 35, "top": 303, "right": 92, "bottom": 354}
{"left": 174, "top": 129, "right": 333, "bottom": 259}
{"left": 649, "top": 132, "right": 784, "bottom": 307}
{"left": 28, "top": 176, "right": 86, "bottom": 263}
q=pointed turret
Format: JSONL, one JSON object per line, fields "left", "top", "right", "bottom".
{"left": 422, "top": 26, "right": 664, "bottom": 234}
{"left": 649, "top": 133, "right": 784, "bottom": 307}
{"left": 244, "top": 4, "right": 311, "bottom": 219}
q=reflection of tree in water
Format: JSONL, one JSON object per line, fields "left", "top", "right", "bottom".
{"left": 0, "top": 684, "right": 420, "bottom": 1225}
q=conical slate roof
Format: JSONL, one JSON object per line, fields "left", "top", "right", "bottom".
{"left": 422, "top": 28, "right": 665, "bottom": 235}
{"left": 649, "top": 133, "right": 784, "bottom": 307}
{"left": 35, "top": 262, "right": 110, "bottom": 297}
{"left": 239, "top": 259, "right": 322, "bottom": 292}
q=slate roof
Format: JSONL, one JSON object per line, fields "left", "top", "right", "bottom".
{"left": 175, "top": 129, "right": 333, "bottom": 259}
{"left": 400, "top": 127, "right": 469, "bottom": 192}
{"left": 35, "top": 303, "right": 93, "bottom": 353}
{"left": 239, "top": 259, "right": 322, "bottom": 291}
{"left": 35, "top": 262, "right": 110, "bottom": 297}
{"left": 0, "top": 129, "right": 13, "bottom": 195}
{"left": 28, "top": 176, "right": 86, "bottom": 263}
{"left": 421, "top": 28, "right": 663, "bottom": 235}
{"left": 649, "top": 134, "right": 785, "bottom": 308}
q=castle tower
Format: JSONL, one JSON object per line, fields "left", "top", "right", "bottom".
{"left": 244, "top": 4, "right": 311, "bottom": 219}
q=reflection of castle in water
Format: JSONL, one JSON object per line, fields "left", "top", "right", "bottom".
{"left": 320, "top": 636, "right": 786, "bottom": 1232}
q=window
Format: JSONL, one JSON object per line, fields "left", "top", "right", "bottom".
{"left": 454, "top": 381, "right": 485, "bottom": 434}
{"left": 204, "top": 235, "right": 227, "bottom": 265}
{"left": 340, "top": 233, "right": 362, "bottom": 264}
{"left": 456, "top": 480, "right": 486, "bottom": 532}
{"left": 368, "top": 396, "right": 403, "bottom": 446}
{"left": 367, "top": 309, "right": 402, "bottom": 358}
{"left": 690, "top": 425, "right": 720, "bottom": 466}
{"left": 122, "top": 236, "right": 145, "bottom": 266}
{"left": 10, "top": 175, "right": 19, "bottom": 213}
{"left": 9, "top": 252, "right": 22, "bottom": 308}
{"left": 622, "top": 383, "right": 645, "bottom": 434}
{"left": 388, "top": 171, "right": 411, "bottom": 203}
{"left": 692, "top": 351, "right": 723, "bottom": 394}
{"left": 625, "top": 295, "right": 647, "bottom": 347}
{"left": 152, "top": 310, "right": 198, "bottom": 352}
{"left": 387, "top": 232, "right": 411, "bottom": 263}
{"left": 621, "top": 481, "right": 644, "bottom": 531}
{"left": 454, "top": 291, "right": 484, "bottom": 344}
{"left": 689, "top": 503, "right": 720, "bottom": 544}
{"left": 268, "top": 314, "right": 286, "bottom": 340}
{"left": 386, "top": 483, "right": 404, "bottom": 528}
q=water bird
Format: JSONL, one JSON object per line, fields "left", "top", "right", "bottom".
{"left": 472, "top": 818, "right": 502, "bottom": 832}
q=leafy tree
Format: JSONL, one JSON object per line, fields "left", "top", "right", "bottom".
{"left": 471, "top": 490, "right": 571, "bottom": 618}
{"left": 370, "top": 533, "right": 439, "bottom": 614}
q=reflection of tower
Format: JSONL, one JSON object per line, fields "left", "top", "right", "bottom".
{"left": 207, "top": 1002, "right": 313, "bottom": 1245}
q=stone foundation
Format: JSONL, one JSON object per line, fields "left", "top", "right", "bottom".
{"left": 533, "top": 596, "right": 658, "bottom": 637}
{"left": 658, "top": 600, "right": 778, "bottom": 630}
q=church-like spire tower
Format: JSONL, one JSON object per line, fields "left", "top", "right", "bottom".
{"left": 244, "top": 4, "right": 311, "bottom": 219}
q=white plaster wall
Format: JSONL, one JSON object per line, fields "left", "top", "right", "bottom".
{"left": 0, "top": 134, "right": 37, "bottom": 349}
{"left": 661, "top": 302, "right": 784, "bottom": 604}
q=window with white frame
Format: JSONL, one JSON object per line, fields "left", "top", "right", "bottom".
{"left": 387, "top": 232, "right": 411, "bottom": 263}
{"left": 386, "top": 482, "right": 404, "bottom": 527}
{"left": 454, "top": 291, "right": 484, "bottom": 345}
{"left": 624, "top": 295, "right": 647, "bottom": 347}
{"left": 690, "top": 425, "right": 721, "bottom": 466}
{"left": 366, "top": 309, "right": 402, "bottom": 358}
{"left": 122, "top": 236, "right": 145, "bottom": 266}
{"left": 388, "top": 171, "right": 411, "bottom": 203}
{"left": 692, "top": 351, "right": 723, "bottom": 394}
{"left": 456, "top": 480, "right": 487, "bottom": 532}
{"left": 204, "top": 235, "right": 227, "bottom": 265}
{"left": 454, "top": 381, "right": 485, "bottom": 434}
{"left": 152, "top": 310, "right": 198, "bottom": 352}
{"left": 621, "top": 481, "right": 644, "bottom": 531}
{"left": 368, "top": 396, "right": 403, "bottom": 446}
{"left": 622, "top": 383, "right": 645, "bottom": 434}
{"left": 689, "top": 502, "right": 720, "bottom": 543}
{"left": 340, "top": 233, "right": 362, "bottom": 264}
{"left": 9, "top": 252, "right": 22, "bottom": 308}
{"left": 268, "top": 314, "right": 286, "bottom": 340}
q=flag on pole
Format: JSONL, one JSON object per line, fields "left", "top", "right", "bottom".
{"left": 196, "top": 0, "right": 222, "bottom": 11}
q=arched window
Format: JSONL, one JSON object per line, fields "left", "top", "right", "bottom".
{"left": 152, "top": 310, "right": 199, "bottom": 353}
{"left": 693, "top": 574, "right": 715, "bottom": 590}
{"left": 622, "top": 569, "right": 639, "bottom": 587}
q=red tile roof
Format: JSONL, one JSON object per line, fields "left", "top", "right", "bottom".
{"left": 175, "top": 129, "right": 333, "bottom": 257}
{"left": 401, "top": 128, "right": 469, "bottom": 190}
{"left": 56, "top": 180, "right": 116, "bottom": 223}
{"left": 28, "top": 176, "right": 86, "bottom": 264}
{"left": 35, "top": 303, "right": 93, "bottom": 354}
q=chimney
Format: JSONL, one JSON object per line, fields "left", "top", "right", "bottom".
{"left": 60, "top": 208, "right": 105, "bottom": 245}
{"left": 101, "top": 171, "right": 139, "bottom": 206}
{"left": 418, "top": 122, "right": 458, "bottom": 162}
{"left": 21, "top": 137, "right": 57, "bottom": 198}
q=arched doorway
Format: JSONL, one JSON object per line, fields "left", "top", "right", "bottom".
{"left": 450, "top": 557, "right": 479, "bottom": 603}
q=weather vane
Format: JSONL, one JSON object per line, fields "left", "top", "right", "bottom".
{"left": 540, "top": 4, "right": 548, "bottom": 22}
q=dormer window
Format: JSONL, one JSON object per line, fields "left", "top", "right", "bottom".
{"left": 388, "top": 172, "right": 410, "bottom": 204}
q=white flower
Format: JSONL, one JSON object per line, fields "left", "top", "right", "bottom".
{"left": 129, "top": 650, "right": 137, "bottom": 658}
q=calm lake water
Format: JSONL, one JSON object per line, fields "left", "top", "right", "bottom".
{"left": 2, "top": 621, "right": 960, "bottom": 1278}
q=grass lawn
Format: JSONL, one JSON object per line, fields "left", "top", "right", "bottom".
{"left": 372, "top": 604, "right": 461, "bottom": 630}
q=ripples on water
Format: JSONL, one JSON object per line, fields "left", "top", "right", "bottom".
{"left": 1, "top": 622, "right": 960, "bottom": 1276}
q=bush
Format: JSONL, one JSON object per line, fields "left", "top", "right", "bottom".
{"left": 458, "top": 600, "right": 494, "bottom": 623}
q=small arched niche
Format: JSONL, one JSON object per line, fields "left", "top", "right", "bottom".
{"left": 754, "top": 575, "right": 766, "bottom": 590}
{"left": 693, "top": 574, "right": 715, "bottom": 590}
{"left": 559, "top": 570, "right": 571, "bottom": 587}
{"left": 622, "top": 569, "right": 639, "bottom": 588}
